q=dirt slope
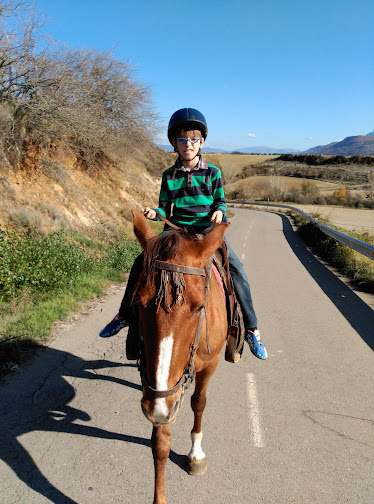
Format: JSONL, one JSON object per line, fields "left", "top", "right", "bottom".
{"left": 0, "top": 144, "right": 172, "bottom": 237}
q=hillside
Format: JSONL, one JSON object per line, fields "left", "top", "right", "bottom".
{"left": 306, "top": 134, "right": 374, "bottom": 155}
{"left": 0, "top": 143, "right": 174, "bottom": 238}
{"left": 0, "top": 1, "right": 181, "bottom": 238}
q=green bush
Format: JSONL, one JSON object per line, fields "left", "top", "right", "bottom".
{"left": 0, "top": 227, "right": 93, "bottom": 300}
{"left": 0, "top": 225, "right": 142, "bottom": 301}
{"left": 291, "top": 213, "right": 374, "bottom": 292}
{"left": 0, "top": 224, "right": 142, "bottom": 372}
{"left": 108, "top": 237, "right": 141, "bottom": 271}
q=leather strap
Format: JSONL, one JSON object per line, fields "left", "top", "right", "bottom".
{"left": 155, "top": 260, "right": 206, "bottom": 277}
{"left": 140, "top": 254, "right": 213, "bottom": 399}
{"left": 141, "top": 370, "right": 185, "bottom": 399}
{"left": 221, "top": 241, "right": 234, "bottom": 295}
{"left": 155, "top": 211, "right": 182, "bottom": 231}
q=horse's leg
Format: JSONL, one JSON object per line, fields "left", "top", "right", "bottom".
{"left": 187, "top": 363, "right": 217, "bottom": 476}
{"left": 151, "top": 424, "right": 171, "bottom": 504}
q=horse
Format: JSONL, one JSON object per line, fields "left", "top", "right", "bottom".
{"left": 132, "top": 210, "right": 230, "bottom": 504}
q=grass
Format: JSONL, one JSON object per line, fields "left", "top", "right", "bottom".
{"left": 204, "top": 153, "right": 277, "bottom": 169}
{"left": 0, "top": 226, "right": 142, "bottom": 372}
{"left": 226, "top": 175, "right": 341, "bottom": 192}
{"left": 205, "top": 154, "right": 278, "bottom": 183}
{"left": 291, "top": 212, "right": 374, "bottom": 293}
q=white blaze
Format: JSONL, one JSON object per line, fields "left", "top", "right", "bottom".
{"left": 153, "top": 334, "right": 174, "bottom": 424}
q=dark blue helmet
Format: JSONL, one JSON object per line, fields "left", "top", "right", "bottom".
{"left": 167, "top": 108, "right": 208, "bottom": 144}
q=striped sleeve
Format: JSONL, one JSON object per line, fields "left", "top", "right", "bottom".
{"left": 154, "top": 169, "right": 172, "bottom": 219}
{"left": 211, "top": 166, "right": 227, "bottom": 214}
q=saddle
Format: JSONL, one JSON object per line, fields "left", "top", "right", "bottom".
{"left": 213, "top": 243, "right": 245, "bottom": 363}
{"left": 126, "top": 213, "right": 245, "bottom": 363}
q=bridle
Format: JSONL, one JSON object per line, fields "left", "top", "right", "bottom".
{"left": 139, "top": 214, "right": 214, "bottom": 401}
{"left": 139, "top": 257, "right": 213, "bottom": 401}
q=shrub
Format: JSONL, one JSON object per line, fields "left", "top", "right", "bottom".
{"left": 0, "top": 1, "right": 159, "bottom": 167}
{"left": 108, "top": 237, "right": 142, "bottom": 271}
{"left": 0, "top": 224, "right": 142, "bottom": 302}
{"left": 8, "top": 207, "right": 49, "bottom": 233}
{"left": 291, "top": 213, "right": 374, "bottom": 292}
{"left": 41, "top": 158, "right": 68, "bottom": 185}
{"left": 0, "top": 227, "right": 93, "bottom": 300}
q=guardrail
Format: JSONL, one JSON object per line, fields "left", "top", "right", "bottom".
{"left": 227, "top": 201, "right": 374, "bottom": 260}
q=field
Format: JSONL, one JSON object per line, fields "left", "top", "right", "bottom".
{"left": 224, "top": 174, "right": 368, "bottom": 201}
{"left": 226, "top": 175, "right": 342, "bottom": 192}
{"left": 203, "top": 154, "right": 374, "bottom": 233}
{"left": 230, "top": 200, "right": 374, "bottom": 233}
{"left": 288, "top": 204, "right": 374, "bottom": 233}
{"left": 204, "top": 154, "right": 277, "bottom": 180}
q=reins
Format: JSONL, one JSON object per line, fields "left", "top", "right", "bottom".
{"left": 139, "top": 219, "right": 214, "bottom": 400}
{"left": 154, "top": 211, "right": 182, "bottom": 231}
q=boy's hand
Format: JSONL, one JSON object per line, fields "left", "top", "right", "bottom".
{"left": 144, "top": 207, "right": 156, "bottom": 220}
{"left": 211, "top": 210, "right": 223, "bottom": 224}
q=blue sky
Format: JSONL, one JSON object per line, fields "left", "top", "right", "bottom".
{"left": 35, "top": 0, "right": 373, "bottom": 151}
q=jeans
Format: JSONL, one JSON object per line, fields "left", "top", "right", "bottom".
{"left": 119, "top": 234, "right": 258, "bottom": 330}
{"left": 119, "top": 253, "right": 144, "bottom": 319}
{"left": 225, "top": 239, "right": 257, "bottom": 329}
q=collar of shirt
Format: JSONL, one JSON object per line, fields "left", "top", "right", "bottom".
{"left": 176, "top": 155, "right": 208, "bottom": 172}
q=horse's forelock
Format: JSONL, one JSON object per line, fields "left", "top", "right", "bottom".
{"left": 140, "top": 229, "right": 198, "bottom": 289}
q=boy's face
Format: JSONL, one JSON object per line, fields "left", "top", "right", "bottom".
{"left": 172, "top": 129, "right": 204, "bottom": 161}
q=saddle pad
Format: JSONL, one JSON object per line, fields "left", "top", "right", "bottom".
{"left": 212, "top": 263, "right": 225, "bottom": 298}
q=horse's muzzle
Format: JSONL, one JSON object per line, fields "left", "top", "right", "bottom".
{"left": 141, "top": 394, "right": 184, "bottom": 426}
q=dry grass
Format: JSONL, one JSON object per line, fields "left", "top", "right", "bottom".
{"left": 0, "top": 143, "right": 164, "bottom": 242}
{"left": 205, "top": 153, "right": 277, "bottom": 168}
{"left": 225, "top": 175, "right": 369, "bottom": 206}
{"left": 226, "top": 175, "right": 340, "bottom": 193}
{"left": 205, "top": 154, "right": 277, "bottom": 182}
{"left": 290, "top": 204, "right": 374, "bottom": 233}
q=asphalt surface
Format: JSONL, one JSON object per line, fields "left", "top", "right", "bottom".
{"left": 1, "top": 208, "right": 373, "bottom": 504}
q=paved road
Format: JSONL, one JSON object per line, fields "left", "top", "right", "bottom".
{"left": 1, "top": 208, "right": 373, "bottom": 504}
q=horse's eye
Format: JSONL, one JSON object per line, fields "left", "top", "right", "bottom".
{"left": 195, "top": 305, "right": 205, "bottom": 314}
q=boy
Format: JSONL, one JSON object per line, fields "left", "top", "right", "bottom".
{"left": 100, "top": 108, "right": 267, "bottom": 360}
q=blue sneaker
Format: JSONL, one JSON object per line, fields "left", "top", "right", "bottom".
{"left": 99, "top": 314, "right": 128, "bottom": 338}
{"left": 246, "top": 329, "right": 268, "bottom": 360}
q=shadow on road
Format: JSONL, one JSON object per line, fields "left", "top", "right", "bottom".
{"left": 279, "top": 213, "right": 374, "bottom": 351}
{"left": 0, "top": 345, "right": 187, "bottom": 503}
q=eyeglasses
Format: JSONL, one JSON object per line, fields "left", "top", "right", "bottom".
{"left": 176, "top": 137, "right": 202, "bottom": 145}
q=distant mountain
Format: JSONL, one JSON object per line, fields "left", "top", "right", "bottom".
{"left": 157, "top": 144, "right": 228, "bottom": 153}
{"left": 305, "top": 132, "right": 374, "bottom": 155}
{"left": 159, "top": 131, "right": 374, "bottom": 156}
{"left": 157, "top": 144, "right": 299, "bottom": 154}
{"left": 201, "top": 147, "right": 228, "bottom": 153}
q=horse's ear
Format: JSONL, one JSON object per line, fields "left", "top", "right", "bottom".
{"left": 192, "top": 222, "right": 230, "bottom": 260}
{"left": 132, "top": 210, "right": 156, "bottom": 249}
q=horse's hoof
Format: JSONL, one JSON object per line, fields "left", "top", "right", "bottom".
{"left": 187, "top": 457, "right": 207, "bottom": 476}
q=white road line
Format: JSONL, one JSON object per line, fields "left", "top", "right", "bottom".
{"left": 246, "top": 373, "right": 264, "bottom": 448}
{"left": 241, "top": 253, "right": 246, "bottom": 261}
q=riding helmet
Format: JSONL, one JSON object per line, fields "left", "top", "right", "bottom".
{"left": 167, "top": 108, "right": 208, "bottom": 144}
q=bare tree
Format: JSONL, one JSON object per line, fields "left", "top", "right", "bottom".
{"left": 0, "top": 0, "right": 159, "bottom": 165}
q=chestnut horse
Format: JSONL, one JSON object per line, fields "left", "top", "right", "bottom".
{"left": 132, "top": 210, "right": 230, "bottom": 504}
